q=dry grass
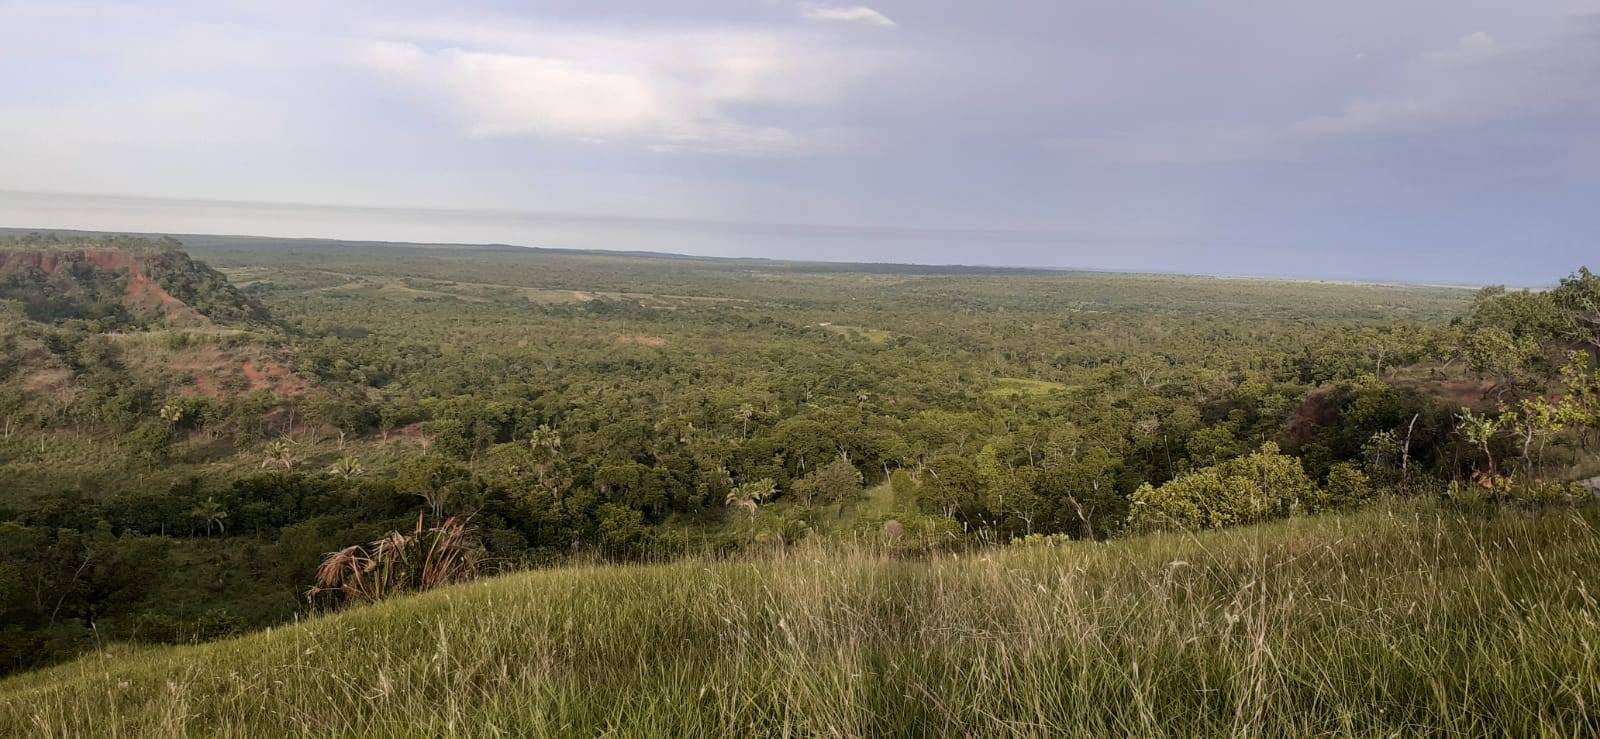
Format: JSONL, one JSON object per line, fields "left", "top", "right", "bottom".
{"left": 3, "top": 498, "right": 1599, "bottom": 737}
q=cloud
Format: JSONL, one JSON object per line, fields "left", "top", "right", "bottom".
{"left": 1457, "top": 31, "right": 1496, "bottom": 54}
{"left": 355, "top": 21, "right": 886, "bottom": 155}
{"left": 801, "top": 5, "right": 896, "bottom": 28}
{"left": 1294, "top": 21, "right": 1598, "bottom": 138}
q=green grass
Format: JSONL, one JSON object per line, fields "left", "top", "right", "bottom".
{"left": 4, "top": 499, "right": 1600, "bottom": 737}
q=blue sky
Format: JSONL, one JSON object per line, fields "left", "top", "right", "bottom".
{"left": 1, "top": 1, "right": 1597, "bottom": 284}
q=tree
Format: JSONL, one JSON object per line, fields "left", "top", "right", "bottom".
{"left": 1311, "top": 463, "right": 1372, "bottom": 512}
{"left": 1039, "top": 445, "right": 1124, "bottom": 539}
{"left": 1127, "top": 443, "right": 1317, "bottom": 532}
{"left": 126, "top": 420, "right": 173, "bottom": 467}
{"left": 888, "top": 469, "right": 919, "bottom": 506}
{"left": 1551, "top": 267, "right": 1600, "bottom": 353}
{"left": 791, "top": 455, "right": 863, "bottom": 505}
{"left": 724, "top": 478, "right": 776, "bottom": 517}
{"left": 1455, "top": 408, "right": 1505, "bottom": 479}
{"left": 188, "top": 497, "right": 228, "bottom": 536}
{"left": 328, "top": 457, "right": 365, "bottom": 479}
{"left": 261, "top": 438, "right": 298, "bottom": 470}
{"left": 735, "top": 403, "right": 755, "bottom": 438}
{"left": 309, "top": 516, "right": 483, "bottom": 607}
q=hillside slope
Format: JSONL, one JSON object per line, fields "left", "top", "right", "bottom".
{"left": 0, "top": 236, "right": 269, "bottom": 327}
{"left": 3, "top": 499, "right": 1597, "bottom": 737}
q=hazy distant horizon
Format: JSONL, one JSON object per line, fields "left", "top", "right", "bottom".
{"left": 6, "top": 2, "right": 1599, "bottom": 289}
{"left": 0, "top": 190, "right": 1567, "bottom": 288}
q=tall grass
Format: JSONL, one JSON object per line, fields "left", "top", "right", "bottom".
{"left": 4, "top": 498, "right": 1599, "bottom": 737}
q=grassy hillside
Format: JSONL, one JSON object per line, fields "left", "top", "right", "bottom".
{"left": 4, "top": 499, "right": 1598, "bottom": 737}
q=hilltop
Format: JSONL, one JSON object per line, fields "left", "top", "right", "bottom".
{"left": 2, "top": 498, "right": 1596, "bottom": 737}
{"left": 0, "top": 234, "right": 269, "bottom": 327}
{"left": 0, "top": 235, "right": 305, "bottom": 442}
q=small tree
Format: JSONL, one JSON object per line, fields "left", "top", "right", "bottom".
{"left": 328, "top": 457, "right": 365, "bottom": 479}
{"left": 1127, "top": 443, "right": 1317, "bottom": 532}
{"left": 261, "top": 438, "right": 297, "bottom": 470}
{"left": 725, "top": 478, "right": 777, "bottom": 517}
{"left": 889, "top": 469, "right": 919, "bottom": 506}
{"left": 792, "top": 455, "right": 863, "bottom": 505}
{"left": 1312, "top": 463, "right": 1372, "bottom": 512}
{"left": 188, "top": 496, "right": 229, "bottom": 536}
{"left": 127, "top": 420, "right": 173, "bottom": 467}
{"left": 1455, "top": 408, "right": 1505, "bottom": 479}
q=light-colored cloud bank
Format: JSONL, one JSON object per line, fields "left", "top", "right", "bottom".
{"left": 1, "top": 0, "right": 1596, "bottom": 283}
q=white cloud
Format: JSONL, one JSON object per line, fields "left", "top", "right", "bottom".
{"left": 801, "top": 5, "right": 897, "bottom": 28}
{"left": 361, "top": 43, "right": 671, "bottom": 140}
{"left": 355, "top": 21, "right": 885, "bottom": 155}
{"left": 1458, "top": 31, "right": 1496, "bottom": 54}
{"left": 1294, "top": 22, "right": 1597, "bottom": 138}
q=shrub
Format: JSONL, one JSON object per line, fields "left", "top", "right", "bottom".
{"left": 889, "top": 468, "right": 919, "bottom": 505}
{"left": 1127, "top": 443, "right": 1317, "bottom": 532}
{"left": 1311, "top": 462, "right": 1373, "bottom": 512}
{"left": 126, "top": 420, "right": 174, "bottom": 467}
{"left": 791, "top": 455, "right": 863, "bottom": 505}
{"left": 309, "top": 516, "right": 483, "bottom": 607}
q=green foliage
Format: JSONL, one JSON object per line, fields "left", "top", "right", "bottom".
{"left": 5, "top": 500, "right": 1600, "bottom": 736}
{"left": 1314, "top": 462, "right": 1373, "bottom": 511}
{"left": 888, "top": 468, "right": 918, "bottom": 505}
{"left": 125, "top": 419, "right": 173, "bottom": 467}
{"left": 791, "top": 455, "right": 863, "bottom": 505}
{"left": 0, "top": 236, "right": 268, "bottom": 327}
{"left": 1127, "top": 443, "right": 1317, "bottom": 531}
{"left": 6, "top": 234, "right": 1595, "bottom": 682}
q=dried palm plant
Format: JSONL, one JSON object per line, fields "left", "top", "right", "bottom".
{"left": 308, "top": 515, "right": 484, "bottom": 607}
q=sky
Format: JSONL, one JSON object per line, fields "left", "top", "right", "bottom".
{"left": 1, "top": 0, "right": 1598, "bottom": 285}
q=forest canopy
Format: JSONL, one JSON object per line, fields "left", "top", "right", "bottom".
{"left": 1, "top": 234, "right": 1595, "bottom": 676}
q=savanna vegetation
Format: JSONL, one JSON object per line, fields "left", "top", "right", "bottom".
{"left": 4, "top": 499, "right": 1599, "bottom": 736}
{"left": 2, "top": 230, "right": 1598, "bottom": 734}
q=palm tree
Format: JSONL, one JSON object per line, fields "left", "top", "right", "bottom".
{"left": 309, "top": 515, "right": 483, "bottom": 606}
{"left": 158, "top": 401, "right": 186, "bottom": 425}
{"left": 328, "top": 457, "right": 365, "bottom": 478}
{"left": 528, "top": 424, "right": 566, "bottom": 493}
{"left": 189, "top": 496, "right": 228, "bottom": 536}
{"left": 725, "top": 477, "right": 777, "bottom": 517}
{"left": 529, "top": 424, "right": 563, "bottom": 457}
{"left": 262, "top": 438, "right": 297, "bottom": 470}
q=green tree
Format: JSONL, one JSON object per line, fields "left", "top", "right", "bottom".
{"left": 791, "top": 455, "right": 863, "bottom": 505}
{"left": 1128, "top": 443, "right": 1317, "bottom": 532}
{"left": 126, "top": 420, "right": 173, "bottom": 467}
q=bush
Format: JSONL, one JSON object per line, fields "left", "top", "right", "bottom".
{"left": 889, "top": 469, "right": 919, "bottom": 506}
{"left": 1127, "top": 443, "right": 1317, "bottom": 532}
{"left": 1447, "top": 475, "right": 1584, "bottom": 508}
{"left": 126, "top": 420, "right": 174, "bottom": 467}
{"left": 791, "top": 456, "right": 863, "bottom": 505}
{"left": 1310, "top": 462, "right": 1373, "bottom": 512}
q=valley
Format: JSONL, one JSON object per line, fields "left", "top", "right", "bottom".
{"left": 2, "top": 231, "right": 1597, "bottom": 735}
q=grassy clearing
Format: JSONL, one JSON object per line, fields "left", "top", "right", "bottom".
{"left": 818, "top": 323, "right": 895, "bottom": 343}
{"left": 237, "top": 266, "right": 746, "bottom": 308}
{"left": 4, "top": 499, "right": 1600, "bottom": 737}
{"left": 989, "top": 376, "right": 1070, "bottom": 397}
{"left": 315, "top": 278, "right": 489, "bottom": 303}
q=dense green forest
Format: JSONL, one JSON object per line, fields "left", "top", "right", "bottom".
{"left": 2, "top": 232, "right": 1597, "bottom": 678}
